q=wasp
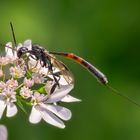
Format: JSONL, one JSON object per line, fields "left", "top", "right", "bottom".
{"left": 9, "top": 22, "right": 108, "bottom": 93}
{"left": 17, "top": 43, "right": 108, "bottom": 85}
{"left": 8, "top": 22, "right": 107, "bottom": 93}
{"left": 8, "top": 22, "right": 140, "bottom": 107}
{"left": 9, "top": 22, "right": 108, "bottom": 88}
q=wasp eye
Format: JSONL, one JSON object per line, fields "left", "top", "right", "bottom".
{"left": 21, "top": 47, "right": 28, "bottom": 52}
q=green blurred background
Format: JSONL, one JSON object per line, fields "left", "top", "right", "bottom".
{"left": 0, "top": 0, "right": 140, "bottom": 140}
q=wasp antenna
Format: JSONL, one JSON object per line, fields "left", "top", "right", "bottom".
{"left": 106, "top": 84, "right": 140, "bottom": 107}
{"left": 10, "top": 22, "right": 17, "bottom": 47}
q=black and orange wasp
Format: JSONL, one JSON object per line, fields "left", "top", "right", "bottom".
{"left": 7, "top": 22, "right": 140, "bottom": 107}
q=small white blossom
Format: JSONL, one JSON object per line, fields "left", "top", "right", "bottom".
{"left": 10, "top": 66, "right": 26, "bottom": 78}
{"left": 39, "top": 67, "right": 49, "bottom": 75}
{"left": 0, "top": 40, "right": 80, "bottom": 129}
{"left": 6, "top": 56, "right": 17, "bottom": 64}
{"left": 24, "top": 78, "right": 34, "bottom": 88}
{"left": 5, "top": 42, "right": 17, "bottom": 63}
{"left": 0, "top": 82, "right": 6, "bottom": 92}
{"left": 0, "top": 57, "right": 9, "bottom": 66}
{"left": 31, "top": 92, "right": 47, "bottom": 104}
{"left": 20, "top": 86, "right": 33, "bottom": 99}
{"left": 32, "top": 73, "right": 45, "bottom": 83}
{"left": 0, "top": 88, "right": 17, "bottom": 119}
{"left": 29, "top": 85, "right": 74, "bottom": 128}
{"left": 28, "top": 60, "right": 37, "bottom": 71}
{"left": 6, "top": 79, "right": 18, "bottom": 89}
{"left": 5, "top": 42, "right": 16, "bottom": 58}
{"left": 28, "top": 59, "right": 42, "bottom": 73}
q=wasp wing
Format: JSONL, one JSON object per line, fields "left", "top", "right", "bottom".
{"left": 48, "top": 53, "right": 74, "bottom": 85}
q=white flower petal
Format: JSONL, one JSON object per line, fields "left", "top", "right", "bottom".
{"left": 58, "top": 77, "right": 70, "bottom": 85}
{"left": 23, "top": 40, "right": 32, "bottom": 50}
{"left": 0, "top": 125, "right": 8, "bottom": 140}
{"left": 16, "top": 43, "right": 22, "bottom": 50}
{"left": 0, "top": 100, "right": 6, "bottom": 119}
{"left": 61, "top": 95, "right": 81, "bottom": 102}
{"left": 45, "top": 104, "right": 72, "bottom": 121}
{"left": 46, "top": 84, "right": 74, "bottom": 103}
{"left": 6, "top": 103, "right": 17, "bottom": 117}
{"left": 29, "top": 106, "right": 42, "bottom": 124}
{"left": 40, "top": 106, "right": 65, "bottom": 128}
{"left": 58, "top": 74, "right": 74, "bottom": 85}
{"left": 5, "top": 42, "right": 13, "bottom": 57}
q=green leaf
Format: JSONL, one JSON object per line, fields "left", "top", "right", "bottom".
{"left": 26, "top": 70, "right": 32, "bottom": 78}
{"left": 37, "top": 86, "right": 47, "bottom": 94}
{"left": 16, "top": 99, "right": 27, "bottom": 114}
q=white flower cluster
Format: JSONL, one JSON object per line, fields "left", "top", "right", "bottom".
{"left": 0, "top": 40, "right": 81, "bottom": 128}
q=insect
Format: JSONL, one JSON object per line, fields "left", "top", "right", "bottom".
{"left": 17, "top": 43, "right": 73, "bottom": 85}
{"left": 17, "top": 43, "right": 108, "bottom": 85}
{"left": 8, "top": 22, "right": 140, "bottom": 107}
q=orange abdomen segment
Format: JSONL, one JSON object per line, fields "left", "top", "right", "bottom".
{"left": 49, "top": 52, "right": 108, "bottom": 85}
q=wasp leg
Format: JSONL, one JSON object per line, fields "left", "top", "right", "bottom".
{"left": 51, "top": 72, "right": 60, "bottom": 87}
{"left": 49, "top": 73, "right": 61, "bottom": 94}
{"left": 52, "top": 72, "right": 61, "bottom": 82}
{"left": 50, "top": 82, "right": 58, "bottom": 94}
{"left": 47, "top": 61, "right": 60, "bottom": 87}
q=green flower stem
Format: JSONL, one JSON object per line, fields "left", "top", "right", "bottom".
{"left": 1, "top": 65, "right": 5, "bottom": 81}
{"left": 15, "top": 83, "right": 24, "bottom": 91}
{"left": 17, "top": 95, "right": 32, "bottom": 106}
{"left": 26, "top": 69, "right": 32, "bottom": 78}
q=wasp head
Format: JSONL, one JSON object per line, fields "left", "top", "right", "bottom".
{"left": 17, "top": 47, "right": 28, "bottom": 58}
